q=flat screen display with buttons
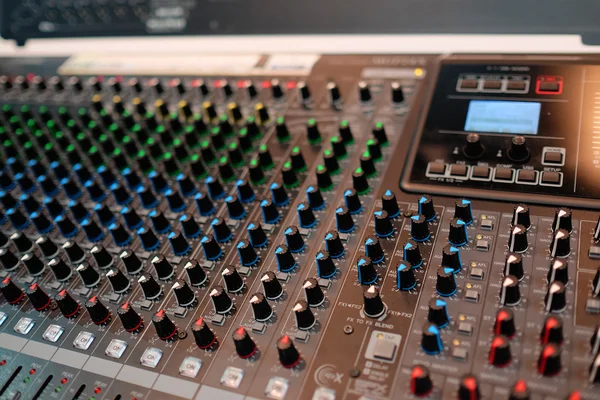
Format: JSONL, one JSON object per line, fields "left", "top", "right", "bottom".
{"left": 464, "top": 100, "right": 541, "bottom": 135}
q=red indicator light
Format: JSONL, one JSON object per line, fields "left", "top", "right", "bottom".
{"left": 29, "top": 368, "right": 36, "bottom": 375}
{"left": 286, "top": 81, "right": 297, "bottom": 89}
{"left": 261, "top": 80, "right": 271, "bottom": 89}
{"left": 61, "top": 377, "right": 68, "bottom": 384}
{"left": 0, "top": 360, "right": 6, "bottom": 366}
{"left": 94, "top": 387, "right": 101, "bottom": 394}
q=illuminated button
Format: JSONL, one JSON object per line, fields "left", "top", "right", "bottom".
{"left": 140, "top": 347, "right": 163, "bottom": 368}
{"left": 73, "top": 331, "right": 95, "bottom": 350}
{"left": 0, "top": 312, "right": 6, "bottom": 326}
{"left": 312, "top": 387, "right": 336, "bottom": 400}
{"left": 179, "top": 356, "right": 202, "bottom": 378}
{"left": 221, "top": 366, "right": 244, "bottom": 389}
{"left": 105, "top": 339, "right": 128, "bottom": 359}
{"left": 266, "top": 377, "right": 289, "bottom": 400}
{"left": 42, "top": 324, "right": 64, "bottom": 343}
{"left": 14, "top": 317, "right": 35, "bottom": 335}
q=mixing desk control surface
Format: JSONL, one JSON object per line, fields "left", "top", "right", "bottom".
{"left": 0, "top": 53, "right": 598, "bottom": 399}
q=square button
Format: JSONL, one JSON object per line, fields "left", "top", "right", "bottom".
{"left": 539, "top": 81, "right": 560, "bottom": 92}
{"left": 373, "top": 339, "right": 397, "bottom": 361}
{"left": 295, "top": 330, "right": 310, "bottom": 343}
{"left": 14, "top": 317, "right": 35, "bottom": 335}
{"left": 312, "top": 388, "right": 336, "bottom": 400}
{"left": 276, "top": 272, "right": 289, "bottom": 282}
{"left": 540, "top": 171, "right": 563, "bottom": 187}
{"left": 543, "top": 151, "right": 564, "bottom": 165}
{"left": 73, "top": 331, "right": 95, "bottom": 350}
{"left": 483, "top": 80, "right": 502, "bottom": 90}
{"left": 174, "top": 307, "right": 187, "bottom": 318}
{"left": 140, "top": 347, "right": 163, "bottom": 368}
{"left": 493, "top": 168, "right": 515, "bottom": 183}
{"left": 139, "top": 300, "right": 153, "bottom": 311}
{"left": 480, "top": 219, "right": 494, "bottom": 230}
{"left": 465, "top": 290, "right": 480, "bottom": 302}
{"left": 221, "top": 366, "right": 244, "bottom": 389}
{"left": 426, "top": 162, "right": 446, "bottom": 176}
{"left": 470, "top": 268, "right": 484, "bottom": 280}
{"left": 452, "top": 347, "right": 469, "bottom": 361}
{"left": 449, "top": 164, "right": 469, "bottom": 178}
{"left": 238, "top": 266, "right": 251, "bottom": 276}
{"left": 470, "top": 166, "right": 491, "bottom": 181}
{"left": 265, "top": 377, "right": 289, "bottom": 400}
{"left": 458, "top": 322, "right": 473, "bottom": 335}
{"left": 476, "top": 240, "right": 489, "bottom": 251}
{"left": 105, "top": 339, "right": 128, "bottom": 359}
{"left": 459, "top": 79, "right": 479, "bottom": 90}
{"left": 506, "top": 81, "right": 527, "bottom": 91}
{"left": 179, "top": 356, "right": 202, "bottom": 378}
{"left": 252, "top": 322, "right": 266, "bottom": 334}
{"left": 0, "top": 312, "right": 7, "bottom": 327}
{"left": 516, "top": 169, "right": 538, "bottom": 184}
{"left": 211, "top": 314, "right": 225, "bottom": 326}
{"left": 43, "top": 324, "right": 64, "bottom": 343}
{"left": 586, "top": 299, "right": 600, "bottom": 314}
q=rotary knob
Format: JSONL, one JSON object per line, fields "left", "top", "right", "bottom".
{"left": 192, "top": 317, "right": 217, "bottom": 349}
{"left": 512, "top": 204, "right": 531, "bottom": 230}
{"left": 25, "top": 283, "right": 51, "bottom": 311}
{"left": 107, "top": 268, "right": 131, "bottom": 294}
{"left": 374, "top": 209, "right": 394, "bottom": 237}
{"left": 505, "top": 253, "right": 524, "bottom": 280}
{"left": 593, "top": 266, "right": 600, "bottom": 297}
{"left": 508, "top": 136, "right": 530, "bottom": 163}
{"left": 226, "top": 195, "right": 246, "bottom": 220}
{"left": 552, "top": 208, "right": 572, "bottom": 232}
{"left": 117, "top": 301, "right": 143, "bottom": 332}
{"left": 248, "top": 221, "right": 268, "bottom": 248}
{"left": 0, "top": 277, "right": 24, "bottom": 304}
{"left": 403, "top": 240, "right": 423, "bottom": 268}
{"left": 541, "top": 315, "right": 564, "bottom": 345}
{"left": 436, "top": 267, "right": 457, "bottom": 297}
{"left": 76, "top": 262, "right": 101, "bottom": 288}
{"left": 458, "top": 375, "right": 481, "bottom": 400}
{"left": 500, "top": 275, "right": 521, "bottom": 306}
{"left": 63, "top": 241, "right": 86, "bottom": 265}
{"left": 306, "top": 185, "right": 325, "bottom": 210}
{"left": 357, "top": 256, "right": 378, "bottom": 285}
{"left": 210, "top": 285, "right": 233, "bottom": 314}
{"left": 11, "top": 232, "right": 32, "bottom": 253}
{"left": 201, "top": 234, "right": 222, "bottom": 261}
{"left": 325, "top": 231, "right": 344, "bottom": 259}
{"left": 590, "top": 354, "right": 600, "bottom": 384}
{"left": 381, "top": 190, "right": 400, "bottom": 218}
{"left": 285, "top": 226, "right": 305, "bottom": 252}
{"left": 489, "top": 335, "right": 512, "bottom": 367}
{"left": 169, "top": 230, "right": 191, "bottom": 256}
{"left": 211, "top": 218, "right": 232, "bottom": 243}
{"left": 180, "top": 214, "right": 201, "bottom": 239}
{"left": 277, "top": 335, "right": 301, "bottom": 368}
{"left": 316, "top": 250, "right": 336, "bottom": 279}
{"left": 0, "top": 248, "right": 18, "bottom": 271}
{"left": 509, "top": 224, "right": 528, "bottom": 253}
{"left": 421, "top": 322, "right": 443, "bottom": 355}
{"left": 48, "top": 257, "right": 72, "bottom": 282}
{"left": 590, "top": 325, "right": 600, "bottom": 356}
{"left": 463, "top": 133, "right": 484, "bottom": 159}
{"left": 537, "top": 344, "right": 561, "bottom": 376}
{"left": 509, "top": 380, "right": 531, "bottom": 400}
{"left": 275, "top": 245, "right": 296, "bottom": 272}
{"left": 262, "top": 271, "right": 284, "bottom": 300}
{"left": 195, "top": 192, "right": 215, "bottom": 216}
{"left": 547, "top": 258, "right": 568, "bottom": 285}
{"left": 365, "top": 236, "right": 384, "bottom": 264}
{"left": 151, "top": 254, "right": 175, "bottom": 281}
{"left": 250, "top": 292, "right": 273, "bottom": 322}
{"left": 549, "top": 229, "right": 570, "bottom": 258}
{"left": 494, "top": 308, "right": 516, "bottom": 338}
{"left": 223, "top": 266, "right": 244, "bottom": 293}
{"left": 55, "top": 289, "right": 80, "bottom": 318}
{"left": 183, "top": 259, "right": 208, "bottom": 287}
{"left": 138, "top": 273, "right": 162, "bottom": 300}
{"left": 362, "top": 285, "right": 386, "bottom": 318}
{"left": 152, "top": 309, "right": 178, "bottom": 341}
{"left": 85, "top": 296, "right": 111, "bottom": 325}
{"left": 173, "top": 279, "right": 196, "bottom": 307}
{"left": 233, "top": 327, "right": 257, "bottom": 358}
{"left": 427, "top": 298, "right": 450, "bottom": 328}
{"left": 261, "top": 198, "right": 280, "bottom": 224}
{"left": 297, "top": 202, "right": 316, "bottom": 229}
{"left": 294, "top": 300, "right": 316, "bottom": 330}
{"left": 410, "top": 214, "right": 430, "bottom": 242}
{"left": 237, "top": 240, "right": 258, "bottom": 266}
{"left": 441, "top": 244, "right": 462, "bottom": 273}
{"left": 119, "top": 249, "right": 143, "bottom": 275}
{"left": 303, "top": 277, "right": 325, "bottom": 307}
{"left": 544, "top": 281, "right": 567, "bottom": 313}
{"left": 410, "top": 365, "right": 433, "bottom": 397}
{"left": 344, "top": 188, "right": 362, "bottom": 214}
{"left": 454, "top": 199, "right": 473, "bottom": 225}
{"left": 335, "top": 206, "right": 355, "bottom": 233}
{"left": 36, "top": 236, "right": 59, "bottom": 259}
{"left": 448, "top": 217, "right": 468, "bottom": 246}
{"left": 396, "top": 262, "right": 417, "bottom": 291}
{"left": 22, "top": 253, "right": 45, "bottom": 276}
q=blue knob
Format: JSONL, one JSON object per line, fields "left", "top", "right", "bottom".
{"left": 275, "top": 245, "right": 296, "bottom": 272}
{"left": 98, "top": 165, "right": 117, "bottom": 187}
{"left": 0, "top": 191, "right": 16, "bottom": 209}
{"left": 73, "top": 163, "right": 92, "bottom": 184}
{"left": 316, "top": 250, "right": 336, "bottom": 279}
{"left": 94, "top": 203, "right": 115, "bottom": 227}
{"left": 180, "top": 214, "right": 201, "bottom": 239}
{"left": 123, "top": 168, "right": 142, "bottom": 190}
{"left": 357, "top": 256, "right": 378, "bottom": 285}
{"left": 149, "top": 170, "right": 169, "bottom": 194}
{"left": 31, "top": 211, "right": 53, "bottom": 234}
{"left": 166, "top": 189, "right": 186, "bottom": 213}
{"left": 20, "top": 194, "right": 40, "bottom": 214}
{"left": 201, "top": 235, "right": 222, "bottom": 261}
{"left": 69, "top": 200, "right": 89, "bottom": 223}
{"left": 137, "top": 186, "right": 158, "bottom": 209}
{"left": 138, "top": 226, "right": 160, "bottom": 251}
{"left": 270, "top": 181, "right": 289, "bottom": 206}
{"left": 44, "top": 197, "right": 64, "bottom": 219}
{"left": 195, "top": 192, "right": 215, "bottom": 216}
{"left": 7, "top": 208, "right": 29, "bottom": 229}
{"left": 27, "top": 160, "right": 45, "bottom": 178}
{"left": 122, "top": 207, "right": 143, "bottom": 231}
{"left": 421, "top": 322, "right": 443, "bottom": 355}
{"left": 149, "top": 210, "right": 171, "bottom": 234}
{"left": 109, "top": 222, "right": 132, "bottom": 247}
{"left": 177, "top": 173, "right": 197, "bottom": 197}
{"left": 82, "top": 218, "right": 104, "bottom": 242}
{"left": 236, "top": 179, "right": 256, "bottom": 203}
{"left": 55, "top": 214, "right": 78, "bottom": 238}
{"left": 0, "top": 170, "right": 16, "bottom": 190}
{"left": 16, "top": 172, "right": 36, "bottom": 194}
{"left": 110, "top": 182, "right": 131, "bottom": 205}
{"left": 38, "top": 175, "right": 59, "bottom": 196}
{"left": 206, "top": 175, "right": 225, "bottom": 200}
{"left": 169, "top": 230, "right": 190, "bottom": 256}
{"left": 85, "top": 180, "right": 106, "bottom": 202}
{"left": 396, "top": 262, "right": 417, "bottom": 290}
{"left": 50, "top": 161, "right": 69, "bottom": 181}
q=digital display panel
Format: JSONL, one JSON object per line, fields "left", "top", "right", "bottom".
{"left": 464, "top": 100, "right": 541, "bottom": 135}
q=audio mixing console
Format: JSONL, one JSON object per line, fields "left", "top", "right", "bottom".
{"left": 0, "top": 53, "right": 598, "bottom": 400}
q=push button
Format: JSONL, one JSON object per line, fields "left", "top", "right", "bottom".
{"left": 426, "top": 162, "right": 446, "bottom": 176}
{"left": 543, "top": 151, "right": 564, "bottom": 165}
{"left": 516, "top": 169, "right": 538, "bottom": 185}
{"left": 179, "top": 356, "right": 202, "bottom": 378}
{"left": 105, "top": 339, "right": 128, "bottom": 359}
{"left": 449, "top": 164, "right": 468, "bottom": 178}
{"left": 73, "top": 331, "right": 95, "bottom": 350}
{"left": 540, "top": 171, "right": 563, "bottom": 187}
{"left": 140, "top": 347, "right": 163, "bottom": 368}
{"left": 470, "top": 166, "right": 491, "bottom": 181}
{"left": 493, "top": 168, "right": 514, "bottom": 183}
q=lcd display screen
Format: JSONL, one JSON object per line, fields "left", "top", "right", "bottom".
{"left": 464, "top": 100, "right": 541, "bottom": 135}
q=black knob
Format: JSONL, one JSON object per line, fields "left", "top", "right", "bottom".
{"left": 181, "top": 259, "right": 207, "bottom": 287}
{"left": 149, "top": 210, "right": 171, "bottom": 234}
{"left": 22, "top": 253, "right": 45, "bottom": 276}
{"left": 362, "top": 285, "right": 386, "bottom": 318}
{"left": 0, "top": 231, "right": 8, "bottom": 249}
{"left": 421, "top": 322, "right": 443, "bottom": 355}
{"left": 306, "top": 118, "right": 322, "bottom": 144}
{"left": 55, "top": 289, "right": 81, "bottom": 318}
{"left": 418, "top": 195, "right": 436, "bottom": 221}
{"left": 403, "top": 240, "right": 423, "bottom": 268}
{"left": 303, "top": 277, "right": 325, "bottom": 307}
{"left": 11, "top": 232, "right": 33, "bottom": 253}
{"left": 85, "top": 295, "right": 111, "bottom": 325}
{"left": 210, "top": 285, "right": 233, "bottom": 314}
{"left": 31, "top": 212, "right": 53, "bottom": 234}
{"left": 306, "top": 185, "right": 324, "bottom": 211}
{"left": 166, "top": 189, "right": 186, "bottom": 213}
{"left": 448, "top": 217, "right": 468, "bottom": 246}
{"left": 335, "top": 206, "right": 355, "bottom": 233}
{"left": 173, "top": 279, "right": 196, "bottom": 307}
{"left": 236, "top": 179, "right": 255, "bottom": 203}
{"left": 547, "top": 258, "right": 569, "bottom": 285}
{"left": 549, "top": 229, "right": 570, "bottom": 258}
{"left": 380, "top": 190, "right": 400, "bottom": 218}
{"left": 250, "top": 292, "right": 273, "bottom": 321}
{"left": 352, "top": 168, "right": 369, "bottom": 193}
{"left": 316, "top": 250, "right": 336, "bottom": 279}
{"left": 152, "top": 309, "right": 178, "bottom": 341}
{"left": 537, "top": 344, "right": 561, "bottom": 376}
{"left": 463, "top": 133, "right": 485, "bottom": 159}
{"left": 454, "top": 199, "right": 473, "bottom": 225}
{"left": 201, "top": 234, "right": 222, "bottom": 261}
{"left": 327, "top": 82, "right": 343, "bottom": 107}
{"left": 195, "top": 192, "right": 215, "bottom": 216}
{"left": 357, "top": 256, "right": 378, "bottom": 285}
{"left": 63, "top": 240, "right": 86, "bottom": 265}
{"left": 260, "top": 271, "right": 283, "bottom": 300}
{"left": 76, "top": 262, "right": 101, "bottom": 287}
{"left": 151, "top": 254, "right": 175, "bottom": 281}
{"left": 507, "top": 136, "right": 530, "bottom": 163}
{"left": 248, "top": 221, "right": 268, "bottom": 248}
{"left": 436, "top": 266, "right": 458, "bottom": 297}
{"left": 237, "top": 240, "right": 258, "bottom": 267}
{"left": 91, "top": 245, "right": 113, "bottom": 270}
{"left": 275, "top": 245, "right": 296, "bottom": 272}
{"left": 315, "top": 165, "right": 333, "bottom": 191}
{"left": 277, "top": 335, "right": 301, "bottom": 368}
{"left": 5, "top": 208, "right": 27, "bottom": 231}
{"left": 409, "top": 365, "right": 433, "bottom": 397}
{"left": 364, "top": 236, "right": 384, "bottom": 264}
{"left": 505, "top": 253, "right": 524, "bottom": 280}
{"left": 169, "top": 230, "right": 191, "bottom": 256}
{"left": 206, "top": 176, "right": 225, "bottom": 201}
{"left": 211, "top": 217, "right": 232, "bottom": 243}
{"left": 544, "top": 281, "right": 567, "bottom": 313}
{"left": 138, "top": 272, "right": 162, "bottom": 300}
{"left": 285, "top": 226, "right": 305, "bottom": 252}
{"left": 260, "top": 198, "right": 280, "bottom": 224}
{"left": 500, "top": 275, "right": 521, "bottom": 306}
{"left": 541, "top": 315, "right": 564, "bottom": 345}
{"left": 297, "top": 202, "right": 316, "bottom": 229}
{"left": 594, "top": 216, "right": 600, "bottom": 242}
{"left": 192, "top": 317, "right": 217, "bottom": 349}
{"left": 0, "top": 247, "right": 17, "bottom": 271}
{"left": 233, "top": 326, "right": 257, "bottom": 358}
{"left": 325, "top": 231, "right": 344, "bottom": 259}
{"left": 494, "top": 308, "right": 516, "bottom": 338}
{"left": 282, "top": 162, "right": 298, "bottom": 188}
{"left": 488, "top": 335, "right": 512, "bottom": 367}
{"left": 458, "top": 375, "right": 481, "bottom": 400}
{"left": 0, "top": 277, "right": 23, "bottom": 304}
{"left": 552, "top": 208, "right": 572, "bottom": 232}
{"left": 358, "top": 81, "right": 372, "bottom": 102}
{"left": 396, "top": 262, "right": 417, "bottom": 291}
{"left": 298, "top": 81, "right": 312, "bottom": 106}
{"left": 122, "top": 207, "right": 142, "bottom": 230}
{"left": 294, "top": 300, "right": 316, "bottom": 330}
{"left": 249, "top": 158, "right": 265, "bottom": 185}
{"left": 509, "top": 380, "right": 531, "bottom": 400}
{"left": 512, "top": 204, "right": 531, "bottom": 230}
{"left": 36, "top": 236, "right": 58, "bottom": 260}
{"left": 107, "top": 268, "right": 131, "bottom": 294}
{"left": 374, "top": 209, "right": 394, "bottom": 238}
{"left": 344, "top": 188, "right": 362, "bottom": 214}
{"left": 118, "top": 301, "right": 143, "bottom": 332}
{"left": 427, "top": 298, "right": 450, "bottom": 328}
{"left": 138, "top": 226, "right": 161, "bottom": 251}
{"left": 410, "top": 214, "right": 430, "bottom": 242}
{"left": 82, "top": 218, "right": 104, "bottom": 242}
{"left": 270, "top": 181, "right": 289, "bottom": 206}
{"left": 223, "top": 265, "right": 245, "bottom": 293}
{"left": 509, "top": 224, "right": 529, "bottom": 253}
{"left": 441, "top": 244, "right": 462, "bottom": 273}
{"left": 94, "top": 203, "right": 115, "bottom": 227}
{"left": 119, "top": 249, "right": 143, "bottom": 275}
